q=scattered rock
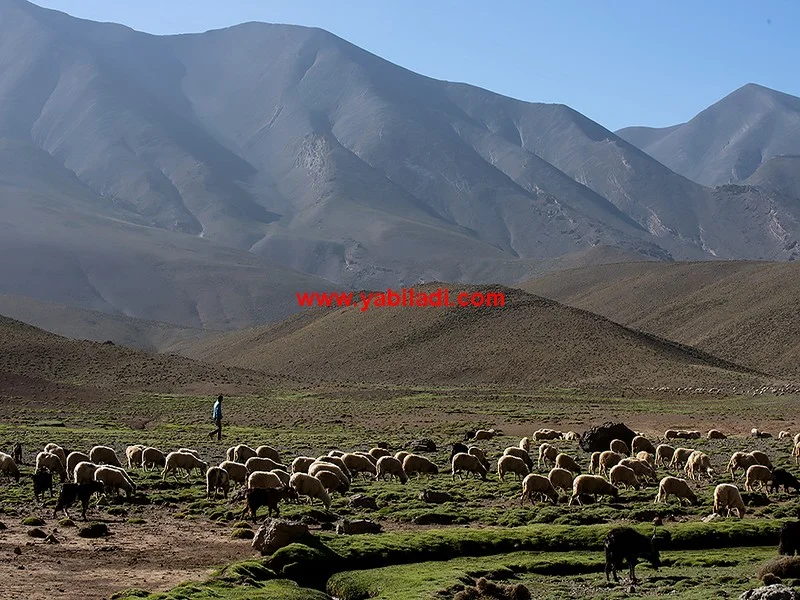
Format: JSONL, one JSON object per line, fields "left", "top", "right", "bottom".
{"left": 231, "top": 528, "right": 255, "bottom": 540}
{"left": 44, "top": 534, "right": 59, "bottom": 544}
{"left": 21, "top": 516, "right": 45, "bottom": 527}
{"left": 13, "top": 546, "right": 21, "bottom": 555}
{"left": 252, "top": 519, "right": 311, "bottom": 556}
{"left": 27, "top": 528, "right": 47, "bottom": 539}
{"left": 348, "top": 494, "right": 378, "bottom": 510}
{"left": 335, "top": 519, "right": 382, "bottom": 535}
{"left": 0, "top": 521, "right": 6, "bottom": 530}
{"left": 740, "top": 584, "right": 800, "bottom": 600}
{"left": 408, "top": 438, "right": 437, "bottom": 452}
{"left": 419, "top": 489, "right": 454, "bottom": 504}
{"left": 78, "top": 523, "right": 109, "bottom": 538}
{"left": 702, "top": 513, "right": 722, "bottom": 523}
{"left": 579, "top": 422, "right": 637, "bottom": 453}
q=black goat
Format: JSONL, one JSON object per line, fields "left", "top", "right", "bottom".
{"left": 770, "top": 469, "right": 800, "bottom": 494}
{"left": 54, "top": 481, "right": 104, "bottom": 521}
{"left": 241, "top": 486, "right": 297, "bottom": 521}
{"left": 32, "top": 469, "right": 54, "bottom": 503}
{"left": 451, "top": 443, "right": 469, "bottom": 459}
{"left": 604, "top": 527, "right": 661, "bottom": 583}
{"left": 779, "top": 520, "right": 799, "bottom": 556}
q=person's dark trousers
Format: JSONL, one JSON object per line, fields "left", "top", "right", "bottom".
{"left": 209, "top": 418, "right": 222, "bottom": 440}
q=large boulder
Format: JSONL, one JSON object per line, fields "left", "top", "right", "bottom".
{"left": 579, "top": 422, "right": 637, "bottom": 453}
{"left": 740, "top": 584, "right": 800, "bottom": 600}
{"left": 348, "top": 494, "right": 378, "bottom": 510}
{"left": 408, "top": 438, "right": 437, "bottom": 452}
{"left": 335, "top": 519, "right": 382, "bottom": 535}
{"left": 419, "top": 489, "right": 454, "bottom": 504}
{"left": 252, "top": 519, "right": 310, "bottom": 556}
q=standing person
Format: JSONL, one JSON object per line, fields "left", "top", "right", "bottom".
{"left": 208, "top": 395, "right": 223, "bottom": 440}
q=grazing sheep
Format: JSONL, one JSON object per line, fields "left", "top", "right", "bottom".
{"left": 548, "top": 467, "right": 574, "bottom": 493}
{"left": 309, "top": 462, "right": 351, "bottom": 491}
{"left": 610, "top": 439, "right": 629, "bottom": 455}
{"left": 707, "top": 429, "right": 727, "bottom": 440}
{"left": 779, "top": 431, "right": 792, "bottom": 439}
{"left": 538, "top": 443, "right": 558, "bottom": 468}
{"left": 471, "top": 428, "right": 498, "bottom": 441}
{"left": 66, "top": 451, "right": 90, "bottom": 475}
{"left": 162, "top": 451, "right": 208, "bottom": 480}
{"left": 685, "top": 431, "right": 702, "bottom": 440}
{"left": 684, "top": 451, "right": 714, "bottom": 481}
{"left": 241, "top": 486, "right": 296, "bottom": 520}
{"left": 245, "top": 456, "right": 286, "bottom": 473}
{"left": 655, "top": 444, "right": 675, "bottom": 468}
{"left": 369, "top": 447, "right": 392, "bottom": 460}
{"left": 451, "top": 452, "right": 487, "bottom": 481}
{"left": 750, "top": 450, "right": 773, "bottom": 469}
{"left": 744, "top": 464, "right": 772, "bottom": 492}
{"left": 533, "top": 429, "right": 561, "bottom": 441}
{"left": 555, "top": 453, "right": 582, "bottom": 475}
{"left": 569, "top": 475, "right": 619, "bottom": 505}
{"left": 468, "top": 446, "right": 490, "bottom": 470}
{"left": 635, "top": 451, "right": 655, "bottom": 466}
{"left": 342, "top": 453, "right": 378, "bottom": 478}
{"left": 35, "top": 451, "right": 66, "bottom": 482}
{"left": 53, "top": 481, "right": 104, "bottom": 520}
{"left": 256, "top": 445, "right": 281, "bottom": 462}
{"left": 73, "top": 461, "right": 99, "bottom": 484}
{"left": 497, "top": 455, "right": 529, "bottom": 481}
{"left": 271, "top": 469, "right": 291, "bottom": 487}
{"left": 668, "top": 447, "right": 695, "bottom": 471}
{"left": 503, "top": 447, "right": 533, "bottom": 469}
{"left": 376, "top": 456, "right": 407, "bottom": 484}
{"left": 403, "top": 454, "right": 439, "bottom": 478}
{"left": 356, "top": 451, "right": 378, "bottom": 465}
{"left": 125, "top": 445, "right": 144, "bottom": 469}
{"left": 663, "top": 430, "right": 679, "bottom": 440}
{"left": 561, "top": 431, "right": 579, "bottom": 441}
{"left": 218, "top": 461, "right": 248, "bottom": 486}
{"left": 589, "top": 451, "right": 601, "bottom": 474}
{"left": 247, "top": 470, "right": 284, "bottom": 490}
{"left": 713, "top": 483, "right": 746, "bottom": 518}
{"left": 727, "top": 451, "right": 759, "bottom": 479}
{"left": 32, "top": 469, "right": 53, "bottom": 502}
{"left": 778, "top": 521, "right": 799, "bottom": 556}
{"left": 598, "top": 451, "right": 624, "bottom": 475}
{"left": 315, "top": 455, "right": 351, "bottom": 478}
{"left": 140, "top": 447, "right": 166, "bottom": 471}
{"left": 520, "top": 473, "right": 558, "bottom": 505}
{"left": 291, "top": 456, "right": 316, "bottom": 474}
{"left": 394, "top": 451, "right": 410, "bottom": 464}
{"left": 178, "top": 448, "right": 201, "bottom": 458}
{"left": 655, "top": 476, "right": 697, "bottom": 505}
{"left": 206, "top": 466, "right": 230, "bottom": 498}
{"left": 519, "top": 437, "right": 531, "bottom": 452}
{"left": 0, "top": 452, "right": 20, "bottom": 482}
{"left": 289, "top": 472, "right": 331, "bottom": 509}
{"left": 604, "top": 527, "right": 661, "bottom": 583}
{"left": 770, "top": 468, "right": 800, "bottom": 494}
{"left": 89, "top": 445, "right": 122, "bottom": 467}
{"left": 225, "top": 446, "right": 236, "bottom": 462}
{"left": 314, "top": 470, "right": 348, "bottom": 494}
{"left": 94, "top": 466, "right": 135, "bottom": 498}
{"left": 609, "top": 464, "right": 640, "bottom": 490}
{"left": 43, "top": 444, "right": 67, "bottom": 467}
{"left": 631, "top": 436, "right": 657, "bottom": 455}
{"left": 794, "top": 432, "right": 800, "bottom": 446}
{"left": 450, "top": 443, "right": 469, "bottom": 459}
{"left": 619, "top": 458, "right": 656, "bottom": 483}
{"left": 233, "top": 444, "right": 258, "bottom": 463}
{"left": 794, "top": 441, "right": 800, "bottom": 465}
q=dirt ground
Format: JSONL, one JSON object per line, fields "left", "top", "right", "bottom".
{"left": 0, "top": 512, "right": 253, "bottom": 600}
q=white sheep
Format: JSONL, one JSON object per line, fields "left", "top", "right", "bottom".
{"left": 497, "top": 455, "right": 529, "bottom": 481}
{"left": 355, "top": 451, "right": 378, "bottom": 465}
{"left": 598, "top": 451, "right": 624, "bottom": 475}
{"left": 609, "top": 464, "right": 640, "bottom": 490}
{"left": 315, "top": 456, "right": 351, "bottom": 478}
{"left": 43, "top": 444, "right": 67, "bottom": 467}
{"left": 532, "top": 429, "right": 561, "bottom": 441}
{"left": 794, "top": 432, "right": 800, "bottom": 446}
{"left": 328, "top": 450, "right": 346, "bottom": 458}
{"left": 162, "top": 451, "right": 208, "bottom": 480}
{"left": 0, "top": 452, "right": 20, "bottom": 481}
{"left": 609, "top": 439, "right": 629, "bottom": 455}
{"left": 247, "top": 470, "right": 284, "bottom": 490}
{"left": 256, "top": 445, "right": 281, "bottom": 462}
{"left": 291, "top": 456, "right": 316, "bottom": 474}
{"left": 225, "top": 446, "right": 236, "bottom": 462}
{"left": 314, "top": 470, "right": 346, "bottom": 494}
{"left": 619, "top": 458, "right": 656, "bottom": 482}
{"left": 218, "top": 460, "right": 248, "bottom": 486}
{"left": 538, "top": 443, "right": 558, "bottom": 468}
{"left": 271, "top": 469, "right": 291, "bottom": 487}
{"left": 342, "top": 453, "right": 377, "bottom": 478}
{"left": 519, "top": 437, "right": 531, "bottom": 452}
{"left": 589, "top": 452, "right": 601, "bottom": 474}
{"left": 178, "top": 448, "right": 201, "bottom": 458}
{"left": 246, "top": 456, "right": 286, "bottom": 473}
{"left": 794, "top": 441, "right": 800, "bottom": 465}
{"left": 290, "top": 472, "right": 331, "bottom": 509}
{"left": 94, "top": 466, "right": 135, "bottom": 498}
{"left": 635, "top": 451, "right": 655, "bottom": 466}
{"left": 394, "top": 451, "right": 410, "bottom": 464}
{"left": 140, "top": 447, "right": 166, "bottom": 471}
{"left": 713, "top": 483, "right": 746, "bottom": 518}
{"left": 664, "top": 429, "right": 680, "bottom": 440}
{"left": 655, "top": 476, "right": 697, "bottom": 505}
{"left": 376, "top": 456, "right": 407, "bottom": 483}
{"left": 750, "top": 450, "right": 773, "bottom": 469}
{"left": 503, "top": 447, "right": 532, "bottom": 469}
{"left": 66, "top": 451, "right": 90, "bottom": 475}
{"left": 126, "top": 445, "right": 145, "bottom": 469}
{"left": 548, "top": 467, "right": 574, "bottom": 493}
{"left": 561, "top": 431, "right": 579, "bottom": 441}
{"left": 73, "top": 461, "right": 99, "bottom": 484}
{"left": 206, "top": 466, "right": 230, "bottom": 498}
{"left": 744, "top": 464, "right": 772, "bottom": 492}
{"left": 309, "top": 461, "right": 351, "bottom": 491}
{"left": 468, "top": 446, "right": 490, "bottom": 470}
{"left": 668, "top": 447, "right": 695, "bottom": 470}
{"left": 727, "top": 451, "right": 759, "bottom": 478}
{"left": 369, "top": 447, "right": 392, "bottom": 460}
{"left": 35, "top": 451, "right": 66, "bottom": 481}
{"left": 451, "top": 452, "right": 487, "bottom": 480}
{"left": 569, "top": 475, "right": 619, "bottom": 505}
{"left": 685, "top": 451, "right": 714, "bottom": 481}
{"left": 403, "top": 454, "right": 439, "bottom": 477}
{"left": 233, "top": 444, "right": 258, "bottom": 463}
{"left": 655, "top": 444, "right": 675, "bottom": 467}
{"left": 631, "top": 436, "right": 656, "bottom": 455}
{"left": 554, "top": 453, "right": 582, "bottom": 475}
{"left": 471, "top": 428, "right": 498, "bottom": 441}
{"left": 520, "top": 473, "right": 558, "bottom": 504}
{"left": 89, "top": 446, "right": 122, "bottom": 467}
{"left": 707, "top": 429, "right": 727, "bottom": 440}
{"left": 778, "top": 431, "right": 792, "bottom": 439}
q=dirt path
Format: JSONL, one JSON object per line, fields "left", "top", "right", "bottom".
{"left": 0, "top": 514, "right": 254, "bottom": 600}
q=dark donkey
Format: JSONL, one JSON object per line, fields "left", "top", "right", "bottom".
{"left": 604, "top": 527, "right": 662, "bottom": 583}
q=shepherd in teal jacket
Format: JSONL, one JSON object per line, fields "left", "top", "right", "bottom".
{"left": 208, "top": 395, "right": 223, "bottom": 440}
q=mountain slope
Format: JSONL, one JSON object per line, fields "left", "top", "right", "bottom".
{"left": 168, "top": 285, "right": 763, "bottom": 388}
{"left": 617, "top": 84, "right": 800, "bottom": 186}
{"left": 521, "top": 261, "right": 800, "bottom": 378}
{"left": 746, "top": 154, "right": 800, "bottom": 200}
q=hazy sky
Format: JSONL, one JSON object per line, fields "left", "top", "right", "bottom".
{"left": 32, "top": 1, "right": 799, "bottom": 131}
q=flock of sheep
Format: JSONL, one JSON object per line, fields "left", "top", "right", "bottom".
{"left": 1, "top": 426, "right": 799, "bottom": 526}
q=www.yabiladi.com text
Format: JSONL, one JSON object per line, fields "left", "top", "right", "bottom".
{"left": 296, "top": 288, "right": 505, "bottom": 312}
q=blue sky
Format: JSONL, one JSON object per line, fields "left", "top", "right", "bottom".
{"left": 32, "top": 1, "right": 799, "bottom": 131}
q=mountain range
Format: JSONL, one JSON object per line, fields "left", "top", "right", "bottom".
{"left": 2, "top": 0, "right": 800, "bottom": 330}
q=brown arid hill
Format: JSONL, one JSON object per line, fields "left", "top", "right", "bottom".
{"left": 0, "top": 314, "right": 280, "bottom": 395}
{"left": 168, "top": 285, "right": 766, "bottom": 389}
{"left": 521, "top": 261, "right": 800, "bottom": 378}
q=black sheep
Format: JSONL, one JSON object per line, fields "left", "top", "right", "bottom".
{"left": 451, "top": 443, "right": 469, "bottom": 459}
{"left": 54, "top": 481, "right": 104, "bottom": 521}
{"left": 32, "top": 469, "right": 54, "bottom": 503}
{"left": 779, "top": 520, "right": 799, "bottom": 556}
{"left": 241, "top": 486, "right": 297, "bottom": 521}
{"left": 12, "top": 442, "right": 23, "bottom": 465}
{"left": 604, "top": 527, "right": 661, "bottom": 583}
{"left": 770, "top": 468, "right": 800, "bottom": 494}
